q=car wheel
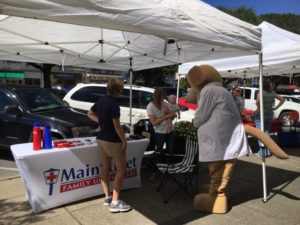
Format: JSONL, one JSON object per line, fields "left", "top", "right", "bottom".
{"left": 279, "top": 112, "right": 291, "bottom": 126}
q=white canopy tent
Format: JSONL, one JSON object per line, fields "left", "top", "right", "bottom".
{"left": 178, "top": 21, "right": 300, "bottom": 78}
{"left": 0, "top": 0, "right": 261, "bottom": 71}
{"left": 0, "top": 14, "right": 259, "bottom": 72}
{"left": 0, "top": 0, "right": 261, "bottom": 123}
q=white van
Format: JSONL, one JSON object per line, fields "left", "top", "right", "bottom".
{"left": 63, "top": 83, "right": 195, "bottom": 124}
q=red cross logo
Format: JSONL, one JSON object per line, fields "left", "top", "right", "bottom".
{"left": 46, "top": 172, "right": 58, "bottom": 183}
{"left": 44, "top": 168, "right": 60, "bottom": 195}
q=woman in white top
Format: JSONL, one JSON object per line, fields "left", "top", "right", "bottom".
{"left": 146, "top": 88, "right": 176, "bottom": 181}
{"left": 147, "top": 89, "right": 176, "bottom": 155}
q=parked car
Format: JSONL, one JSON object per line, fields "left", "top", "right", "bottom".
{"left": 0, "top": 84, "right": 98, "bottom": 150}
{"left": 49, "top": 84, "right": 75, "bottom": 99}
{"left": 178, "top": 87, "right": 300, "bottom": 126}
{"left": 281, "top": 95, "right": 300, "bottom": 104}
{"left": 63, "top": 83, "right": 195, "bottom": 124}
{"left": 241, "top": 87, "right": 300, "bottom": 126}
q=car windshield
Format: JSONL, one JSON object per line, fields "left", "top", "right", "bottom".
{"left": 15, "top": 88, "right": 67, "bottom": 112}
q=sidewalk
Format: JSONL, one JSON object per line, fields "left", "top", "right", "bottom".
{"left": 0, "top": 147, "right": 299, "bottom": 225}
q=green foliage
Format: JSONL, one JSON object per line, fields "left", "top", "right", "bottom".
{"left": 179, "top": 78, "right": 189, "bottom": 89}
{"left": 174, "top": 120, "right": 197, "bottom": 141}
{"left": 219, "top": 6, "right": 260, "bottom": 25}
{"left": 218, "top": 6, "right": 300, "bottom": 35}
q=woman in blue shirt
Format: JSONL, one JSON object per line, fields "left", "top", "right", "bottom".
{"left": 87, "top": 78, "right": 131, "bottom": 213}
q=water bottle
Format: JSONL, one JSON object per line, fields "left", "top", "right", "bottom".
{"left": 43, "top": 125, "right": 53, "bottom": 149}
{"left": 145, "top": 120, "right": 149, "bottom": 131}
{"left": 32, "top": 122, "right": 41, "bottom": 150}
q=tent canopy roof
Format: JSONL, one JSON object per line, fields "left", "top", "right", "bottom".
{"left": 0, "top": 0, "right": 261, "bottom": 71}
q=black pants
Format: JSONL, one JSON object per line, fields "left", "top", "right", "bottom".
{"left": 155, "top": 131, "right": 175, "bottom": 153}
{"left": 154, "top": 131, "right": 175, "bottom": 164}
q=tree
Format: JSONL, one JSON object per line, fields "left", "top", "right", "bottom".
{"left": 218, "top": 6, "right": 260, "bottom": 25}
{"left": 28, "top": 63, "right": 55, "bottom": 88}
{"left": 218, "top": 6, "right": 300, "bottom": 35}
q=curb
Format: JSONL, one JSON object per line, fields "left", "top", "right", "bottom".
{"left": 0, "top": 175, "right": 21, "bottom": 182}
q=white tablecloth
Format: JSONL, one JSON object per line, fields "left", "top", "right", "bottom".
{"left": 11, "top": 137, "right": 149, "bottom": 213}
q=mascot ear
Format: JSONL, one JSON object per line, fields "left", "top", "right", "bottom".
{"left": 186, "top": 65, "right": 222, "bottom": 104}
{"left": 186, "top": 66, "right": 204, "bottom": 104}
{"left": 187, "top": 66, "right": 206, "bottom": 88}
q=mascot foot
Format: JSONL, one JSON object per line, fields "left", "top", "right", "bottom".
{"left": 194, "top": 193, "right": 228, "bottom": 214}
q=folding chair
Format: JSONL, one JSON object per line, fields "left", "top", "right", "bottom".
{"left": 156, "top": 138, "right": 199, "bottom": 203}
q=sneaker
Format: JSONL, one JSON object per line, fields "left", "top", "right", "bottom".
{"left": 110, "top": 200, "right": 132, "bottom": 213}
{"left": 103, "top": 196, "right": 112, "bottom": 206}
{"left": 255, "top": 153, "right": 262, "bottom": 157}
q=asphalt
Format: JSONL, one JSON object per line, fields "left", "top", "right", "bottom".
{"left": 1, "top": 146, "right": 300, "bottom": 225}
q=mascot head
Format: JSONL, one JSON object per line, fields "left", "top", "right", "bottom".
{"left": 186, "top": 65, "right": 222, "bottom": 104}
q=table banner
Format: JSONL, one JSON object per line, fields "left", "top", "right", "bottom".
{"left": 11, "top": 138, "right": 149, "bottom": 213}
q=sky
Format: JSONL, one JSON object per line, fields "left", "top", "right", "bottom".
{"left": 202, "top": 0, "right": 300, "bottom": 15}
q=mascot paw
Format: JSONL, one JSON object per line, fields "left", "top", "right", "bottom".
{"left": 194, "top": 193, "right": 228, "bottom": 214}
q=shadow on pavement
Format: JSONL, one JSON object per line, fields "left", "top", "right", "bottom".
{"left": 123, "top": 152, "right": 299, "bottom": 224}
{"left": 229, "top": 159, "right": 300, "bottom": 207}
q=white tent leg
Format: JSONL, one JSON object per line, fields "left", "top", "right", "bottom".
{"left": 243, "top": 72, "right": 246, "bottom": 96}
{"left": 258, "top": 52, "right": 268, "bottom": 203}
{"left": 175, "top": 73, "right": 181, "bottom": 122}
{"left": 176, "top": 73, "right": 180, "bottom": 103}
{"left": 129, "top": 69, "right": 133, "bottom": 125}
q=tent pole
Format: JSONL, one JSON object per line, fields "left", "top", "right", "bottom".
{"left": 129, "top": 63, "right": 133, "bottom": 126}
{"left": 175, "top": 73, "right": 180, "bottom": 122}
{"left": 258, "top": 52, "right": 268, "bottom": 203}
{"left": 176, "top": 73, "right": 180, "bottom": 104}
{"left": 289, "top": 66, "right": 295, "bottom": 83}
{"left": 128, "top": 57, "right": 133, "bottom": 126}
{"left": 243, "top": 71, "right": 246, "bottom": 96}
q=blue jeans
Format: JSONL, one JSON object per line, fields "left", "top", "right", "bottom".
{"left": 255, "top": 112, "right": 272, "bottom": 156}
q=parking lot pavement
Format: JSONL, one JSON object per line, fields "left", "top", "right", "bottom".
{"left": 0, "top": 146, "right": 299, "bottom": 225}
{"left": 0, "top": 167, "right": 19, "bottom": 180}
{"left": 0, "top": 153, "right": 20, "bottom": 180}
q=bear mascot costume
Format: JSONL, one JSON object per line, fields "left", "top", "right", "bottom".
{"left": 186, "top": 65, "right": 289, "bottom": 214}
